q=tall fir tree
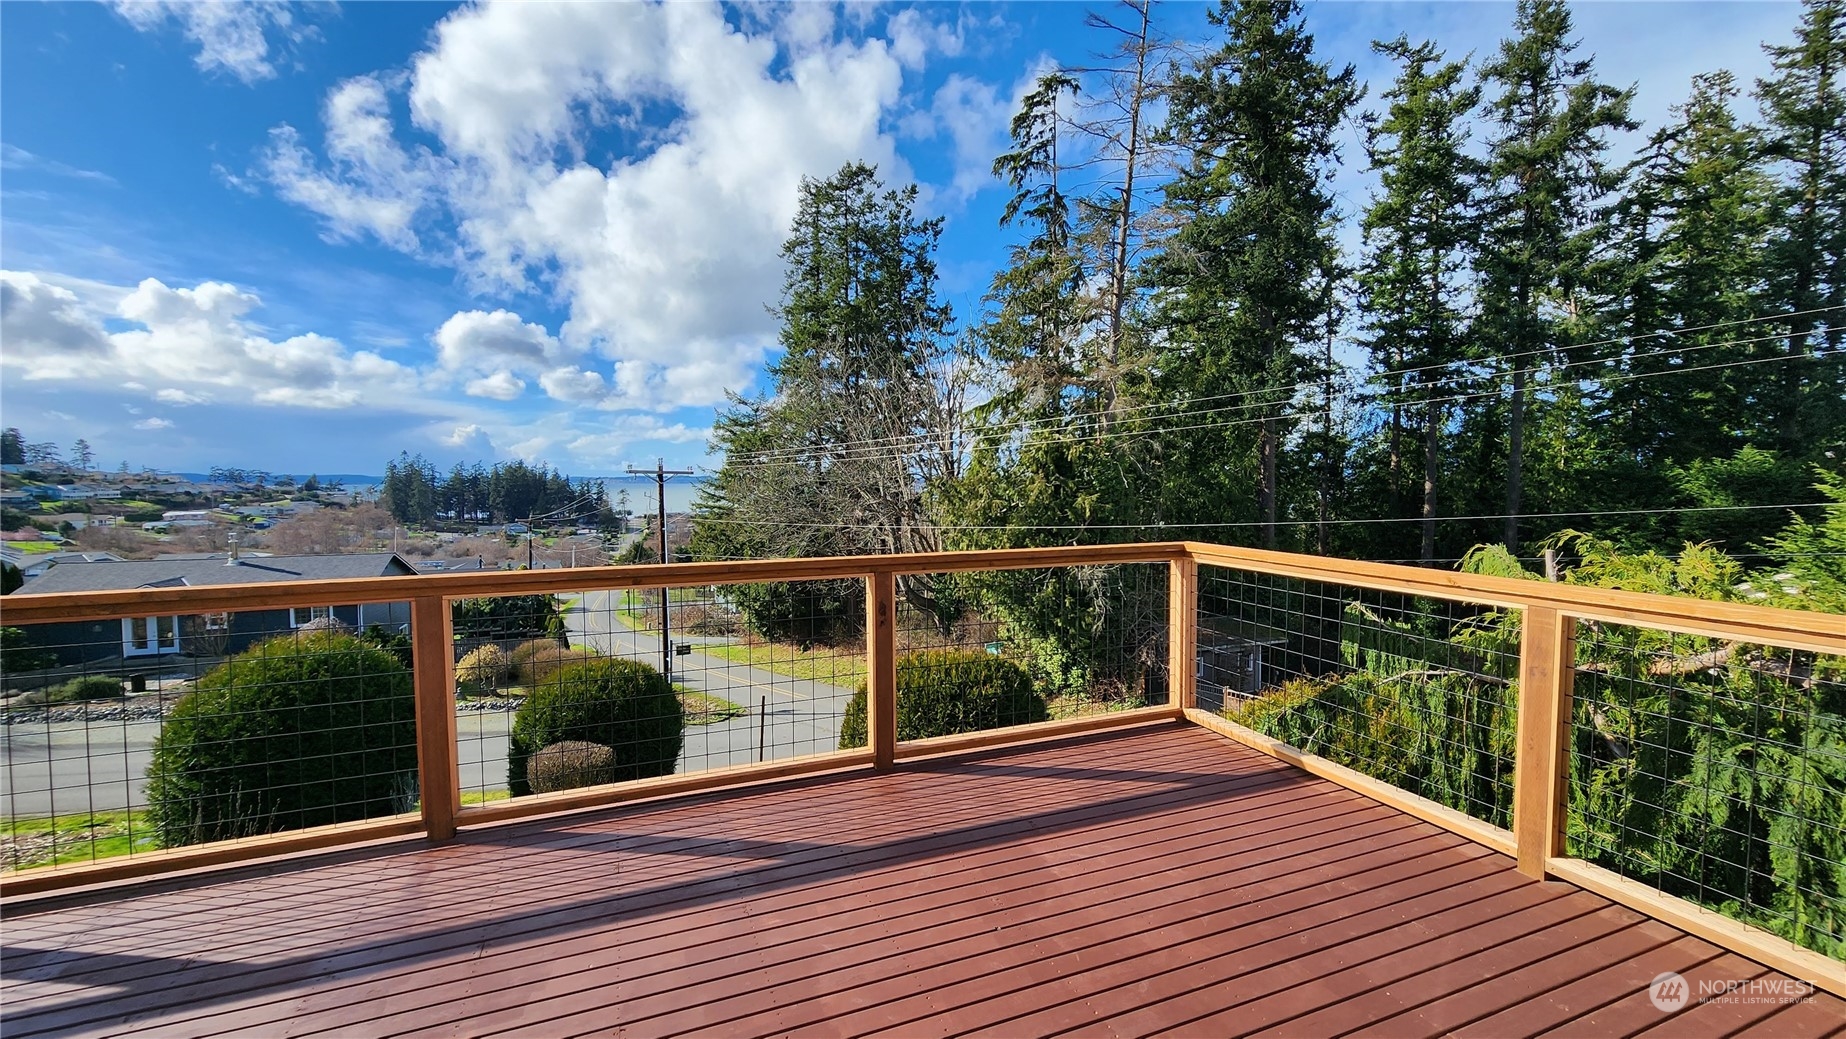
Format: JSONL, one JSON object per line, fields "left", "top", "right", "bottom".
{"left": 1756, "top": 0, "right": 1846, "bottom": 456}
{"left": 695, "top": 162, "right": 960, "bottom": 634}
{"left": 1356, "top": 37, "right": 1481, "bottom": 564}
{"left": 1603, "top": 72, "right": 1774, "bottom": 477}
{"left": 1154, "top": 0, "right": 1359, "bottom": 549}
{"left": 1474, "top": 0, "right": 1633, "bottom": 552}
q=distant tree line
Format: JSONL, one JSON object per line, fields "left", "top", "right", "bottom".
{"left": 380, "top": 452, "right": 617, "bottom": 530}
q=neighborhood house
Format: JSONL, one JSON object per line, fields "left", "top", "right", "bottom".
{"left": 10, "top": 552, "right": 418, "bottom": 666}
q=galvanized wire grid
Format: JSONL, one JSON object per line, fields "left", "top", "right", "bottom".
{"left": 890, "top": 565, "right": 1170, "bottom": 743}
{"left": 1568, "top": 621, "right": 1846, "bottom": 958}
{"left": 454, "top": 582, "right": 863, "bottom": 806}
{"left": 2, "top": 612, "right": 417, "bottom": 872}
{"left": 1199, "top": 565, "right": 1521, "bottom": 829}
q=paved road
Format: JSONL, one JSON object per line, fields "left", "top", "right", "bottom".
{"left": 564, "top": 590, "right": 857, "bottom": 777}
{"left": 1, "top": 596, "right": 856, "bottom": 816}
{"left": 1, "top": 715, "right": 513, "bottom": 816}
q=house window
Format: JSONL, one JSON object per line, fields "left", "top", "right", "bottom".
{"left": 201, "top": 612, "right": 230, "bottom": 632}
{"left": 290, "top": 606, "right": 333, "bottom": 627}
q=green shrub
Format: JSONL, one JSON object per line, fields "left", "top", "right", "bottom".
{"left": 17, "top": 675, "right": 125, "bottom": 706}
{"left": 732, "top": 579, "right": 863, "bottom": 648}
{"left": 1, "top": 627, "right": 57, "bottom": 675}
{"left": 839, "top": 650, "right": 1047, "bottom": 749}
{"left": 527, "top": 740, "right": 619, "bottom": 793}
{"left": 144, "top": 632, "right": 417, "bottom": 847}
{"left": 452, "top": 595, "right": 564, "bottom": 641}
{"left": 360, "top": 625, "right": 414, "bottom": 670}
{"left": 506, "top": 658, "right": 684, "bottom": 797}
{"left": 456, "top": 644, "right": 512, "bottom": 690}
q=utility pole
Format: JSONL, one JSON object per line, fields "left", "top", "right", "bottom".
{"left": 626, "top": 458, "right": 694, "bottom": 677}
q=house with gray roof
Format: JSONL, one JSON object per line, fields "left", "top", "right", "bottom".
{"left": 9, "top": 552, "right": 418, "bottom": 667}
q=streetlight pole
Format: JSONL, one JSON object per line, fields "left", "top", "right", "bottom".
{"left": 626, "top": 458, "right": 693, "bottom": 677}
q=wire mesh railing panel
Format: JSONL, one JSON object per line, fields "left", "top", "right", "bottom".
{"left": 454, "top": 581, "right": 863, "bottom": 806}
{"left": 1568, "top": 621, "right": 1846, "bottom": 959}
{"left": 885, "top": 564, "right": 1170, "bottom": 748}
{"left": 1198, "top": 565, "right": 1521, "bottom": 830}
{"left": 2, "top": 608, "right": 417, "bottom": 873}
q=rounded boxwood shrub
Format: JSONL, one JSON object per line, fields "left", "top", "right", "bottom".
{"left": 145, "top": 632, "right": 417, "bottom": 847}
{"left": 506, "top": 658, "right": 684, "bottom": 797}
{"left": 528, "top": 740, "right": 619, "bottom": 794}
{"left": 839, "top": 650, "right": 1048, "bottom": 749}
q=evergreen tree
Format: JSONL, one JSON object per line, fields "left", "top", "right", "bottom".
{"left": 1756, "top": 0, "right": 1846, "bottom": 455}
{"left": 696, "top": 162, "right": 959, "bottom": 635}
{"left": 1475, "top": 0, "right": 1633, "bottom": 552}
{"left": 1604, "top": 72, "right": 1774, "bottom": 474}
{"left": 0, "top": 428, "right": 22, "bottom": 466}
{"left": 1356, "top": 37, "right": 1481, "bottom": 564}
{"left": 1153, "top": 0, "right": 1359, "bottom": 549}
{"left": 71, "top": 438, "right": 94, "bottom": 472}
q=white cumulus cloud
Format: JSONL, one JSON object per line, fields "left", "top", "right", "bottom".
{"left": 464, "top": 371, "right": 526, "bottom": 400}
{"left": 0, "top": 270, "right": 419, "bottom": 411}
{"left": 258, "top": 2, "right": 958, "bottom": 415}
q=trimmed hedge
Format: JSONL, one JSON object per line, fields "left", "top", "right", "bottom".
{"left": 16, "top": 675, "right": 125, "bottom": 706}
{"left": 506, "top": 658, "right": 684, "bottom": 797}
{"left": 528, "top": 740, "right": 619, "bottom": 793}
{"left": 145, "top": 632, "right": 416, "bottom": 847}
{"left": 839, "top": 650, "right": 1047, "bottom": 749}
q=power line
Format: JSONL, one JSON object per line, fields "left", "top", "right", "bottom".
{"left": 714, "top": 339, "right": 1839, "bottom": 473}
{"left": 717, "top": 306, "right": 1843, "bottom": 468}
{"left": 691, "top": 499, "right": 1834, "bottom": 533}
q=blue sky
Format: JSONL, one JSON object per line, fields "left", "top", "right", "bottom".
{"left": 0, "top": 1, "right": 1805, "bottom": 478}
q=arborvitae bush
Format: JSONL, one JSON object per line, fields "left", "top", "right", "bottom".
{"left": 145, "top": 632, "right": 416, "bottom": 847}
{"left": 506, "top": 658, "right": 684, "bottom": 797}
{"left": 839, "top": 650, "right": 1047, "bottom": 749}
{"left": 527, "top": 740, "right": 619, "bottom": 793}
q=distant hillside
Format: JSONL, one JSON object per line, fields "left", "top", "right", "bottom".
{"left": 172, "top": 473, "right": 383, "bottom": 487}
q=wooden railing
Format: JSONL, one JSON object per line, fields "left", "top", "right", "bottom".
{"left": 2, "top": 541, "right": 1842, "bottom": 993}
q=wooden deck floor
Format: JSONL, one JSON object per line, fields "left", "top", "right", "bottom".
{"left": 2, "top": 722, "right": 1842, "bottom": 1038}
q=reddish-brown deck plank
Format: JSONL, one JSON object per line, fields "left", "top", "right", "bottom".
{"left": 7, "top": 732, "right": 1291, "bottom": 1031}
{"left": 126, "top": 761, "right": 1374, "bottom": 1037}
{"left": 1, "top": 722, "right": 1841, "bottom": 1039}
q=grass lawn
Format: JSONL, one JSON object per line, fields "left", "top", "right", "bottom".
{"left": 1046, "top": 693, "right": 1156, "bottom": 720}
{"left": 8, "top": 541, "right": 60, "bottom": 553}
{"left": 699, "top": 641, "right": 867, "bottom": 687}
{"left": 676, "top": 687, "right": 746, "bottom": 724}
{"left": 2, "top": 809, "right": 160, "bottom": 871}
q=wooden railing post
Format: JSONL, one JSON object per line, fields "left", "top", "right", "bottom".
{"left": 1514, "top": 606, "right": 1575, "bottom": 879}
{"left": 411, "top": 594, "right": 460, "bottom": 842}
{"left": 1169, "top": 556, "right": 1199, "bottom": 712}
{"left": 866, "top": 570, "right": 898, "bottom": 770}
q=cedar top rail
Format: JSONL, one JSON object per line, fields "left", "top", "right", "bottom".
{"left": 5, "top": 540, "right": 1836, "bottom": 655}
{"left": 4, "top": 540, "right": 1845, "bottom": 997}
{"left": 1185, "top": 541, "right": 1846, "bottom": 654}
{"left": 0, "top": 542, "right": 1191, "bottom": 623}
